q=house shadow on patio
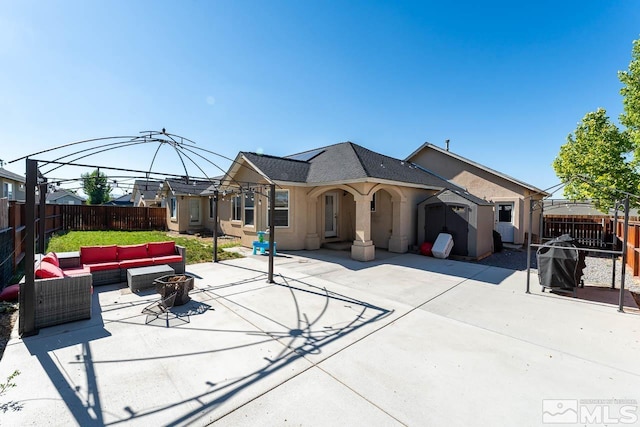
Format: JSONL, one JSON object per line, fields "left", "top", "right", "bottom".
{"left": 283, "top": 248, "right": 517, "bottom": 286}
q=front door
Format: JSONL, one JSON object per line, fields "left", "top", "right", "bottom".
{"left": 496, "top": 202, "right": 514, "bottom": 243}
{"left": 324, "top": 192, "right": 338, "bottom": 238}
{"left": 189, "top": 198, "right": 201, "bottom": 226}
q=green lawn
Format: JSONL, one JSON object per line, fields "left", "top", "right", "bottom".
{"left": 46, "top": 231, "right": 243, "bottom": 264}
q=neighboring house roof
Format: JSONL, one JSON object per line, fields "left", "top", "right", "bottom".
{"left": 405, "top": 142, "right": 549, "bottom": 196}
{"left": 543, "top": 199, "right": 639, "bottom": 217}
{"left": 0, "top": 167, "right": 25, "bottom": 183}
{"left": 133, "top": 179, "right": 162, "bottom": 201}
{"left": 46, "top": 189, "right": 85, "bottom": 203}
{"left": 104, "top": 193, "right": 134, "bottom": 206}
{"left": 164, "top": 178, "right": 220, "bottom": 196}
{"left": 239, "top": 142, "right": 458, "bottom": 190}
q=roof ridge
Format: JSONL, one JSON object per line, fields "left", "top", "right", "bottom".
{"left": 243, "top": 151, "right": 309, "bottom": 164}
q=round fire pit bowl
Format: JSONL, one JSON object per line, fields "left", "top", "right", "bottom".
{"left": 153, "top": 274, "right": 194, "bottom": 306}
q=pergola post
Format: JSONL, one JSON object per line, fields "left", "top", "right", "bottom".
{"left": 19, "top": 158, "right": 38, "bottom": 336}
{"left": 267, "top": 183, "right": 275, "bottom": 283}
{"left": 38, "top": 183, "right": 47, "bottom": 254}
{"left": 619, "top": 196, "right": 630, "bottom": 312}
{"left": 212, "top": 190, "right": 219, "bottom": 263}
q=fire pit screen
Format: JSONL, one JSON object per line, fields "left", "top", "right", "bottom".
{"left": 153, "top": 274, "right": 194, "bottom": 306}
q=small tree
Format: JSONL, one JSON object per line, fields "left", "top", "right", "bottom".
{"left": 553, "top": 108, "right": 638, "bottom": 211}
{"left": 81, "top": 169, "right": 112, "bottom": 205}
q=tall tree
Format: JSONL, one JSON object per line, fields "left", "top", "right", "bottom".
{"left": 619, "top": 38, "right": 640, "bottom": 152}
{"left": 553, "top": 109, "right": 638, "bottom": 211}
{"left": 81, "top": 169, "right": 112, "bottom": 205}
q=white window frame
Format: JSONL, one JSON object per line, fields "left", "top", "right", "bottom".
{"left": 231, "top": 195, "right": 242, "bottom": 221}
{"left": 244, "top": 194, "right": 255, "bottom": 227}
{"left": 267, "top": 189, "right": 290, "bottom": 228}
{"left": 170, "top": 197, "right": 177, "bottom": 220}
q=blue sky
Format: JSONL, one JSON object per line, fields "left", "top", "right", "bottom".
{"left": 1, "top": 1, "right": 639, "bottom": 196}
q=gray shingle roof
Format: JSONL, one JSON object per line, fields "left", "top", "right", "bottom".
{"left": 165, "top": 178, "right": 220, "bottom": 196}
{"left": 133, "top": 179, "right": 162, "bottom": 200}
{"left": 46, "top": 189, "right": 85, "bottom": 202}
{"left": 0, "top": 168, "right": 25, "bottom": 183}
{"left": 243, "top": 142, "right": 457, "bottom": 189}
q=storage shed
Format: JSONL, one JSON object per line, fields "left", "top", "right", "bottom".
{"left": 417, "top": 189, "right": 494, "bottom": 259}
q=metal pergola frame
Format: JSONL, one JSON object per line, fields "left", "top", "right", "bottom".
{"left": 525, "top": 180, "right": 634, "bottom": 313}
{"left": 10, "top": 130, "right": 278, "bottom": 337}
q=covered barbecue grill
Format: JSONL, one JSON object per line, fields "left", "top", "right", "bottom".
{"left": 537, "top": 234, "right": 586, "bottom": 296}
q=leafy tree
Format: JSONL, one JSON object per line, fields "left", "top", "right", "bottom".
{"left": 81, "top": 169, "right": 112, "bottom": 204}
{"left": 553, "top": 108, "right": 638, "bottom": 211}
{"left": 554, "top": 37, "right": 640, "bottom": 210}
{"left": 619, "top": 39, "right": 640, "bottom": 152}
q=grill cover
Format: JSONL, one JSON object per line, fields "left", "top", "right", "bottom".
{"left": 537, "top": 234, "right": 586, "bottom": 290}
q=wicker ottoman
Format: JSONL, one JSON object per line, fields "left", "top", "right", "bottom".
{"left": 127, "top": 265, "right": 175, "bottom": 292}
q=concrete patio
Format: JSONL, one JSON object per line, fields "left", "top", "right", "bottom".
{"left": 0, "top": 249, "right": 639, "bottom": 426}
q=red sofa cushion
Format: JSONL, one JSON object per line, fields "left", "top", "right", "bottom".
{"left": 117, "top": 244, "right": 148, "bottom": 261}
{"left": 85, "top": 262, "right": 120, "bottom": 272}
{"left": 119, "top": 258, "right": 154, "bottom": 269}
{"left": 42, "top": 252, "right": 59, "bottom": 267}
{"left": 81, "top": 245, "right": 118, "bottom": 264}
{"left": 36, "top": 262, "right": 65, "bottom": 278}
{"left": 147, "top": 241, "right": 176, "bottom": 257}
{"left": 152, "top": 255, "right": 183, "bottom": 265}
{"left": 0, "top": 284, "right": 19, "bottom": 301}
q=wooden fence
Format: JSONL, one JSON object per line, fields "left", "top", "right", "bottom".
{"left": 1, "top": 202, "right": 167, "bottom": 287}
{"left": 543, "top": 215, "right": 614, "bottom": 248}
{"left": 59, "top": 205, "right": 166, "bottom": 231}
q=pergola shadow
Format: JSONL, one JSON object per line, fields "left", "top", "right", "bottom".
{"left": 12, "top": 265, "right": 393, "bottom": 425}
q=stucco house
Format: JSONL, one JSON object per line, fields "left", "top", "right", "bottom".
{"left": 45, "top": 189, "right": 85, "bottom": 205}
{"left": 406, "top": 142, "right": 549, "bottom": 245}
{"left": 132, "top": 179, "right": 162, "bottom": 207}
{"left": 218, "top": 142, "right": 458, "bottom": 261}
{"left": 0, "top": 167, "right": 26, "bottom": 201}
{"left": 161, "top": 178, "right": 220, "bottom": 234}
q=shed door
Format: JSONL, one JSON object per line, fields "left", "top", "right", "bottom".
{"left": 424, "top": 203, "right": 469, "bottom": 256}
{"left": 496, "top": 203, "right": 514, "bottom": 243}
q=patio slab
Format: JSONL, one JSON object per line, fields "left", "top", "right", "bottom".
{"left": 0, "top": 250, "right": 638, "bottom": 426}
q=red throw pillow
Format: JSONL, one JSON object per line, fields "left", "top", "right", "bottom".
{"left": 35, "top": 261, "right": 65, "bottom": 279}
{"left": 0, "top": 284, "right": 19, "bottom": 302}
{"left": 41, "top": 252, "right": 59, "bottom": 267}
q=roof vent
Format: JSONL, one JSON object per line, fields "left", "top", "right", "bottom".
{"left": 445, "top": 139, "right": 450, "bottom": 151}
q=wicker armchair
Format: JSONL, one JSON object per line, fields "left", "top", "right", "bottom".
{"left": 31, "top": 274, "right": 93, "bottom": 329}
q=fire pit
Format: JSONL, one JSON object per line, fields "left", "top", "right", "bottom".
{"left": 153, "top": 274, "right": 194, "bottom": 306}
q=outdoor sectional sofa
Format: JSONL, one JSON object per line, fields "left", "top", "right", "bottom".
{"left": 29, "top": 241, "right": 186, "bottom": 329}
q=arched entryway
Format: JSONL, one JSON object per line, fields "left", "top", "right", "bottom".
{"left": 305, "top": 184, "right": 409, "bottom": 261}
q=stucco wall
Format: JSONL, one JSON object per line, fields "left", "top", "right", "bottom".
{"left": 410, "top": 147, "right": 544, "bottom": 245}
{"left": 371, "top": 189, "right": 392, "bottom": 249}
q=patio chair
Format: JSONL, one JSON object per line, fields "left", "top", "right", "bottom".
{"left": 142, "top": 291, "right": 188, "bottom": 326}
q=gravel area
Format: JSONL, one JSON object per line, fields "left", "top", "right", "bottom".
{"left": 470, "top": 247, "right": 639, "bottom": 288}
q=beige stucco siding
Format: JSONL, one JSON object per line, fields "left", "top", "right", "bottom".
{"left": 410, "top": 148, "right": 544, "bottom": 245}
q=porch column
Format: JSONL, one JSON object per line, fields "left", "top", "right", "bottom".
{"left": 304, "top": 197, "right": 320, "bottom": 250}
{"left": 351, "top": 195, "right": 375, "bottom": 261}
{"left": 388, "top": 198, "right": 409, "bottom": 253}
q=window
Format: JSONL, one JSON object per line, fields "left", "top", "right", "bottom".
{"left": 370, "top": 192, "right": 376, "bottom": 212}
{"left": 267, "top": 189, "right": 289, "bottom": 227}
{"left": 231, "top": 195, "right": 242, "bottom": 221}
{"left": 3, "top": 183, "right": 12, "bottom": 200}
{"left": 244, "top": 195, "right": 255, "bottom": 226}
{"left": 170, "top": 197, "right": 177, "bottom": 219}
